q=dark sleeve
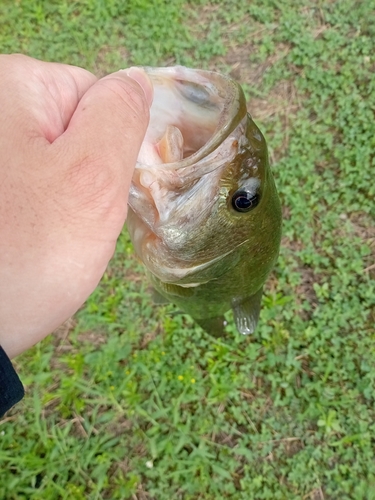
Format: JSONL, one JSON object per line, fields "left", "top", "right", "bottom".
{"left": 0, "top": 345, "right": 24, "bottom": 418}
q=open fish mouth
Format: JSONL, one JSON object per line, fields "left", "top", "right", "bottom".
{"left": 135, "top": 66, "right": 247, "bottom": 170}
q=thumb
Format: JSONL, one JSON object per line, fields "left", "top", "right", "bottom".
{"left": 51, "top": 68, "right": 153, "bottom": 226}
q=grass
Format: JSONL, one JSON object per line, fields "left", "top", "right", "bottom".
{"left": 1, "top": 0, "right": 375, "bottom": 498}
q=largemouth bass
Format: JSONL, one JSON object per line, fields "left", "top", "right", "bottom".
{"left": 127, "top": 66, "right": 282, "bottom": 335}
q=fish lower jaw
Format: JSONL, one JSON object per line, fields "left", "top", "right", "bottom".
{"left": 143, "top": 243, "right": 238, "bottom": 284}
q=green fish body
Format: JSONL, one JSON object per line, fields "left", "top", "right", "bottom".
{"left": 127, "top": 67, "right": 282, "bottom": 334}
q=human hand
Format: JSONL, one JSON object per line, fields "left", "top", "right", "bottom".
{"left": 0, "top": 54, "right": 153, "bottom": 358}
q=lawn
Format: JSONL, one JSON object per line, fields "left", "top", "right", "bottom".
{"left": 1, "top": 0, "right": 375, "bottom": 499}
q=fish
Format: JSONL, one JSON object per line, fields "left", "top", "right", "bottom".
{"left": 127, "top": 66, "right": 282, "bottom": 335}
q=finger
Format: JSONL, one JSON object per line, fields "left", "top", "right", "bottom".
{"left": 57, "top": 67, "right": 153, "bottom": 157}
{"left": 36, "top": 62, "right": 98, "bottom": 140}
{"left": 50, "top": 68, "right": 153, "bottom": 225}
{"left": 0, "top": 54, "right": 97, "bottom": 144}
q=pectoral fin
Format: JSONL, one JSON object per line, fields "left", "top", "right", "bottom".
{"left": 232, "top": 287, "right": 263, "bottom": 335}
{"left": 195, "top": 316, "right": 226, "bottom": 337}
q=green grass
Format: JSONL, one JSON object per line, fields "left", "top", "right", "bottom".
{"left": 1, "top": 0, "right": 375, "bottom": 498}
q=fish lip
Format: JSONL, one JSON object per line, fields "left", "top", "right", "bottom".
{"left": 136, "top": 66, "right": 247, "bottom": 170}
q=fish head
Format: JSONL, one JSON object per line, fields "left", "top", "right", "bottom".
{"left": 127, "top": 67, "right": 282, "bottom": 330}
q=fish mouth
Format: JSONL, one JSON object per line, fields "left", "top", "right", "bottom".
{"left": 136, "top": 66, "right": 247, "bottom": 170}
{"left": 129, "top": 67, "right": 249, "bottom": 223}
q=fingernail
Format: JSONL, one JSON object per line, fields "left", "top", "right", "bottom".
{"left": 122, "top": 67, "right": 154, "bottom": 107}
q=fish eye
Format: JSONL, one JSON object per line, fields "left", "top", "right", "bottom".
{"left": 231, "top": 189, "right": 260, "bottom": 212}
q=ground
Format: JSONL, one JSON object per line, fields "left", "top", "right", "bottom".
{"left": 0, "top": 1, "right": 374, "bottom": 499}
